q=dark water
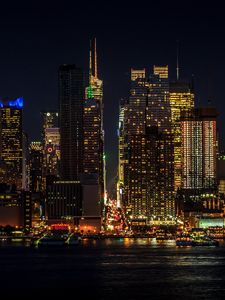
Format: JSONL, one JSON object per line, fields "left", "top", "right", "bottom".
{"left": 1, "top": 238, "right": 225, "bottom": 299}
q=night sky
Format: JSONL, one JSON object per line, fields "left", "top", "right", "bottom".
{"left": 1, "top": 2, "right": 225, "bottom": 192}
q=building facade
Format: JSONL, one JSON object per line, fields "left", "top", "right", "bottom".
{"left": 47, "top": 181, "right": 82, "bottom": 223}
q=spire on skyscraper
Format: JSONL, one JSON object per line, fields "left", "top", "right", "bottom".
{"left": 94, "top": 37, "right": 98, "bottom": 78}
{"left": 89, "top": 39, "right": 92, "bottom": 84}
{"left": 176, "top": 40, "right": 179, "bottom": 81}
{"left": 88, "top": 39, "right": 94, "bottom": 99}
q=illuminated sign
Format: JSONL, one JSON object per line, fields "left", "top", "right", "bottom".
{"left": 48, "top": 147, "right": 53, "bottom": 153}
{"left": 46, "top": 145, "right": 55, "bottom": 154}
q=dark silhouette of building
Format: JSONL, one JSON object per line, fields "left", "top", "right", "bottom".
{"left": 59, "top": 64, "right": 84, "bottom": 180}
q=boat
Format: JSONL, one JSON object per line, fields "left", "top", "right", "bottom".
{"left": 65, "top": 233, "right": 81, "bottom": 246}
{"left": 176, "top": 233, "right": 192, "bottom": 247}
{"left": 191, "top": 236, "right": 219, "bottom": 247}
{"left": 36, "top": 235, "right": 65, "bottom": 246}
{"left": 189, "top": 228, "right": 219, "bottom": 247}
{"left": 35, "top": 233, "right": 65, "bottom": 247}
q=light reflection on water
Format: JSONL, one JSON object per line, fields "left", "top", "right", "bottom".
{"left": 1, "top": 238, "right": 225, "bottom": 298}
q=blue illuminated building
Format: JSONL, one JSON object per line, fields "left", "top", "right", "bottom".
{"left": 0, "top": 97, "right": 24, "bottom": 108}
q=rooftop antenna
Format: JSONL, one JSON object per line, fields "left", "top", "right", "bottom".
{"left": 176, "top": 40, "right": 179, "bottom": 81}
{"left": 89, "top": 39, "right": 92, "bottom": 85}
{"left": 94, "top": 37, "right": 98, "bottom": 78}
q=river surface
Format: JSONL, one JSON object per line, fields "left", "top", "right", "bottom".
{"left": 0, "top": 238, "right": 225, "bottom": 299}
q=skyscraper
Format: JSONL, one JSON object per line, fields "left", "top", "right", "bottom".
{"left": 41, "top": 111, "right": 60, "bottom": 188}
{"left": 59, "top": 64, "right": 84, "bottom": 180}
{"left": 47, "top": 64, "right": 84, "bottom": 224}
{"left": 181, "top": 107, "right": 217, "bottom": 190}
{"left": 0, "top": 98, "right": 23, "bottom": 189}
{"left": 29, "top": 141, "right": 43, "bottom": 193}
{"left": 169, "top": 80, "right": 195, "bottom": 191}
{"left": 117, "top": 100, "right": 128, "bottom": 208}
{"left": 84, "top": 39, "right": 103, "bottom": 174}
{"left": 119, "top": 67, "right": 175, "bottom": 225}
{"left": 83, "top": 98, "right": 101, "bottom": 174}
{"left": 83, "top": 38, "right": 105, "bottom": 206}
{"left": 178, "top": 107, "right": 218, "bottom": 214}
{"left": 145, "top": 66, "right": 174, "bottom": 223}
{"left": 121, "top": 69, "right": 147, "bottom": 221}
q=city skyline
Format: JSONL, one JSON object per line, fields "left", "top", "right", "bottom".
{"left": 1, "top": 3, "right": 225, "bottom": 191}
{"left": 1, "top": 3, "right": 225, "bottom": 296}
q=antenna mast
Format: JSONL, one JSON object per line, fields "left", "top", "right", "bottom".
{"left": 176, "top": 40, "right": 179, "bottom": 81}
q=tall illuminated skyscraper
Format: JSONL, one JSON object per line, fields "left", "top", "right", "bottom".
{"left": 146, "top": 66, "right": 174, "bottom": 223}
{"left": 181, "top": 107, "right": 217, "bottom": 190}
{"left": 83, "top": 38, "right": 105, "bottom": 205}
{"left": 178, "top": 107, "right": 218, "bottom": 214}
{"left": 0, "top": 98, "right": 23, "bottom": 189}
{"left": 119, "top": 67, "right": 175, "bottom": 225}
{"left": 121, "top": 69, "right": 147, "bottom": 220}
{"left": 83, "top": 98, "right": 101, "bottom": 174}
{"left": 169, "top": 81, "right": 195, "bottom": 191}
{"left": 59, "top": 64, "right": 84, "bottom": 180}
